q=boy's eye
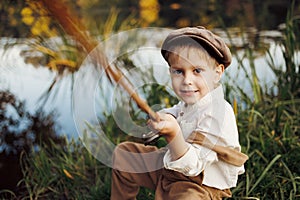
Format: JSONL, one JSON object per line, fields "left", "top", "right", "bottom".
{"left": 171, "top": 69, "right": 183, "bottom": 75}
{"left": 194, "top": 68, "right": 203, "bottom": 74}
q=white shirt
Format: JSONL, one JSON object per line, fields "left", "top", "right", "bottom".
{"left": 161, "top": 84, "right": 245, "bottom": 190}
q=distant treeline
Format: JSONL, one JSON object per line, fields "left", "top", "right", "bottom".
{"left": 0, "top": 0, "right": 299, "bottom": 38}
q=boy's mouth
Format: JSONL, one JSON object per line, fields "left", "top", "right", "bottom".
{"left": 180, "top": 90, "right": 199, "bottom": 95}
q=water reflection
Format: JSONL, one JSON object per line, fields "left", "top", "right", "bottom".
{"left": 0, "top": 27, "right": 285, "bottom": 140}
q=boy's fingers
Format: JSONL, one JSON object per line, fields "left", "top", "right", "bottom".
{"left": 148, "top": 120, "right": 166, "bottom": 133}
{"left": 156, "top": 121, "right": 166, "bottom": 131}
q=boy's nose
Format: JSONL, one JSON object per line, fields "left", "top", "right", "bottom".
{"left": 183, "top": 74, "right": 193, "bottom": 85}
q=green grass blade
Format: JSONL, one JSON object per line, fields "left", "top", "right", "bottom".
{"left": 248, "top": 154, "right": 282, "bottom": 195}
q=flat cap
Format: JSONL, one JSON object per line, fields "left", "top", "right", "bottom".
{"left": 161, "top": 26, "right": 232, "bottom": 68}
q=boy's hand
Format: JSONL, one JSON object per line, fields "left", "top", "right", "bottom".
{"left": 147, "top": 112, "right": 181, "bottom": 143}
{"left": 148, "top": 112, "right": 188, "bottom": 160}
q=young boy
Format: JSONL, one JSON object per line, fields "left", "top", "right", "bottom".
{"left": 111, "top": 26, "right": 245, "bottom": 200}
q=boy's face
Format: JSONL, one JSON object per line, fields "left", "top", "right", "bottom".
{"left": 168, "top": 46, "right": 224, "bottom": 105}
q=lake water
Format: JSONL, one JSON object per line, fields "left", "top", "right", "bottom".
{"left": 0, "top": 27, "right": 288, "bottom": 140}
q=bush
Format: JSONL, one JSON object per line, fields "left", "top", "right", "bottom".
{"left": 0, "top": 90, "right": 65, "bottom": 197}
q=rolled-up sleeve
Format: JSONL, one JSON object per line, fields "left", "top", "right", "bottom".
{"left": 163, "top": 143, "right": 218, "bottom": 176}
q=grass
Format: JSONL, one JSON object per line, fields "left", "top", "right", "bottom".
{"left": 216, "top": 3, "right": 300, "bottom": 199}
{"left": 1, "top": 2, "right": 299, "bottom": 200}
{"left": 21, "top": 140, "right": 112, "bottom": 199}
{"left": 225, "top": 4, "right": 300, "bottom": 199}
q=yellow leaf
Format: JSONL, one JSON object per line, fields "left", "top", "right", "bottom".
{"left": 10, "top": 18, "right": 18, "bottom": 26}
{"left": 233, "top": 98, "right": 238, "bottom": 116}
{"left": 21, "top": 7, "right": 33, "bottom": 16}
{"left": 170, "top": 3, "right": 181, "bottom": 10}
{"left": 8, "top": 7, "right": 15, "bottom": 15}
{"left": 139, "top": 0, "right": 159, "bottom": 8}
{"left": 140, "top": 9, "right": 159, "bottom": 24}
{"left": 271, "top": 130, "right": 275, "bottom": 136}
{"left": 163, "top": 97, "right": 170, "bottom": 107}
{"left": 31, "top": 24, "right": 42, "bottom": 36}
{"left": 63, "top": 169, "right": 74, "bottom": 179}
{"left": 22, "top": 16, "right": 35, "bottom": 26}
{"left": 47, "top": 59, "right": 77, "bottom": 71}
{"left": 34, "top": 45, "right": 57, "bottom": 57}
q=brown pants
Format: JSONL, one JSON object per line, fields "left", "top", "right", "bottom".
{"left": 111, "top": 142, "right": 231, "bottom": 200}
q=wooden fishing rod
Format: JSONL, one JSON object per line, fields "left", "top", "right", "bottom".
{"left": 39, "top": 0, "right": 159, "bottom": 122}
{"left": 40, "top": 0, "right": 248, "bottom": 166}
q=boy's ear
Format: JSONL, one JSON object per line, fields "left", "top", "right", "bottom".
{"left": 216, "top": 64, "right": 225, "bottom": 73}
{"left": 214, "top": 64, "right": 224, "bottom": 83}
